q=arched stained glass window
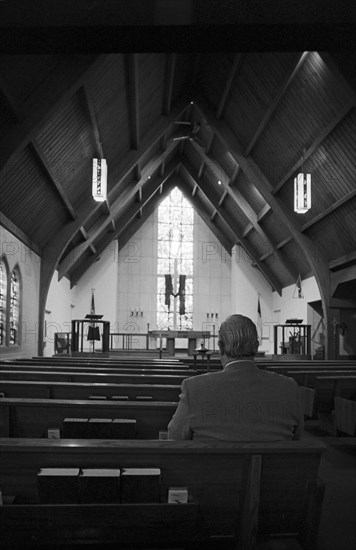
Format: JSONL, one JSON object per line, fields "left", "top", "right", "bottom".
{"left": 9, "top": 268, "right": 20, "bottom": 345}
{"left": 0, "top": 260, "right": 7, "bottom": 345}
{"left": 157, "top": 187, "right": 194, "bottom": 330}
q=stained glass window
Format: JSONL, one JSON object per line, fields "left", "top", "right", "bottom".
{"left": 0, "top": 260, "right": 7, "bottom": 345}
{"left": 9, "top": 268, "right": 19, "bottom": 345}
{"left": 157, "top": 187, "right": 194, "bottom": 330}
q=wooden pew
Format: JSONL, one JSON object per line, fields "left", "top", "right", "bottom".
{"left": 3, "top": 357, "right": 186, "bottom": 369}
{"left": 314, "top": 375, "right": 356, "bottom": 411}
{"left": 0, "top": 398, "right": 177, "bottom": 439}
{"left": 0, "top": 364, "right": 196, "bottom": 376}
{"left": 0, "top": 379, "right": 181, "bottom": 402}
{"left": 0, "top": 438, "right": 326, "bottom": 549}
{"left": 0, "top": 370, "right": 190, "bottom": 386}
{"left": 334, "top": 396, "right": 356, "bottom": 436}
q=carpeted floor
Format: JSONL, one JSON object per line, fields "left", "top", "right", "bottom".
{"left": 303, "top": 421, "right": 356, "bottom": 550}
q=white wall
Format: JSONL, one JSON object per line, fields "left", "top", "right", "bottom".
{"left": 44, "top": 271, "right": 74, "bottom": 357}
{"left": 0, "top": 225, "right": 41, "bottom": 358}
{"left": 230, "top": 244, "right": 274, "bottom": 354}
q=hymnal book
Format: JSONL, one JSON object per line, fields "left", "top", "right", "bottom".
{"left": 111, "top": 418, "right": 136, "bottom": 439}
{"left": 87, "top": 418, "right": 112, "bottom": 439}
{"left": 158, "top": 430, "right": 168, "bottom": 440}
{"left": 79, "top": 468, "right": 121, "bottom": 503}
{"left": 168, "top": 487, "right": 188, "bottom": 504}
{"left": 62, "top": 418, "right": 88, "bottom": 438}
{"left": 120, "top": 468, "right": 161, "bottom": 503}
{"left": 38, "top": 468, "right": 80, "bottom": 503}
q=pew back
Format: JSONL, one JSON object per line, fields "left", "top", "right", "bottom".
{"left": 0, "top": 438, "right": 325, "bottom": 549}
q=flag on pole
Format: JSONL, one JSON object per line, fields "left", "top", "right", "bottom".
{"left": 257, "top": 296, "right": 262, "bottom": 345}
{"left": 293, "top": 274, "right": 304, "bottom": 299}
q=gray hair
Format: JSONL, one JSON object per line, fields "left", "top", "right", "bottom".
{"left": 218, "top": 314, "right": 259, "bottom": 358}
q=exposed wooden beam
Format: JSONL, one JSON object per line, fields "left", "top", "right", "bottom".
{"left": 189, "top": 140, "right": 298, "bottom": 282}
{"left": 78, "top": 85, "right": 104, "bottom": 159}
{"left": 329, "top": 251, "right": 356, "bottom": 271}
{"left": 0, "top": 211, "right": 42, "bottom": 256}
{"left": 181, "top": 161, "right": 282, "bottom": 294}
{"left": 257, "top": 204, "right": 272, "bottom": 223}
{"left": 0, "top": 55, "right": 99, "bottom": 172}
{"left": 163, "top": 54, "right": 177, "bottom": 116}
{"left": 245, "top": 52, "right": 309, "bottom": 155}
{"left": 216, "top": 54, "right": 243, "bottom": 120}
{"left": 193, "top": 100, "right": 331, "bottom": 312}
{"left": 330, "top": 264, "right": 356, "bottom": 295}
{"left": 30, "top": 139, "right": 77, "bottom": 220}
{"left": 273, "top": 100, "right": 355, "bottom": 194}
{"left": 301, "top": 190, "right": 356, "bottom": 232}
{"left": 126, "top": 54, "right": 140, "bottom": 150}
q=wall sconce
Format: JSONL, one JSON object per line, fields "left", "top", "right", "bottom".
{"left": 92, "top": 158, "right": 107, "bottom": 202}
{"left": 130, "top": 307, "right": 143, "bottom": 317}
{"left": 294, "top": 149, "right": 311, "bottom": 214}
{"left": 207, "top": 312, "right": 218, "bottom": 319}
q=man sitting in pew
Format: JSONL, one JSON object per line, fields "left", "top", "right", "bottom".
{"left": 168, "top": 314, "right": 304, "bottom": 441}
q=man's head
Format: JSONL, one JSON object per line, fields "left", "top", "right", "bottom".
{"left": 218, "top": 314, "right": 259, "bottom": 359}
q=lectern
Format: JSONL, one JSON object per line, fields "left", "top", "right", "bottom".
{"left": 71, "top": 316, "right": 110, "bottom": 354}
{"left": 274, "top": 320, "right": 311, "bottom": 358}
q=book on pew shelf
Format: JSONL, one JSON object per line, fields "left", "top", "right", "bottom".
{"left": 121, "top": 468, "right": 161, "bottom": 503}
{"left": 111, "top": 395, "right": 129, "bottom": 400}
{"left": 0, "top": 392, "right": 5, "bottom": 398}
{"left": 37, "top": 468, "right": 80, "bottom": 503}
{"left": 79, "top": 469, "right": 121, "bottom": 503}
{"left": 111, "top": 418, "right": 137, "bottom": 439}
{"left": 62, "top": 418, "right": 89, "bottom": 438}
{"left": 87, "top": 418, "right": 112, "bottom": 439}
{"left": 168, "top": 487, "right": 188, "bottom": 504}
{"left": 136, "top": 395, "right": 153, "bottom": 401}
{"left": 47, "top": 428, "right": 61, "bottom": 439}
{"left": 89, "top": 395, "right": 107, "bottom": 400}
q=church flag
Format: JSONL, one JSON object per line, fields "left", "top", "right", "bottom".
{"left": 293, "top": 273, "right": 304, "bottom": 299}
{"left": 257, "top": 296, "right": 262, "bottom": 345}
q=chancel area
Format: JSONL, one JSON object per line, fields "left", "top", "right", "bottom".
{"left": 0, "top": 46, "right": 356, "bottom": 550}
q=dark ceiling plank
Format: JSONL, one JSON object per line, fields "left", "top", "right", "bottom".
{"left": 319, "top": 52, "right": 356, "bottom": 104}
{"left": 0, "top": 72, "right": 22, "bottom": 122}
{"left": 108, "top": 100, "right": 190, "bottom": 204}
{"left": 216, "top": 53, "right": 243, "bottom": 120}
{"left": 126, "top": 54, "right": 140, "bottom": 150}
{"left": 189, "top": 140, "right": 299, "bottom": 282}
{"left": 330, "top": 264, "right": 356, "bottom": 294}
{"left": 163, "top": 54, "right": 177, "bottom": 116}
{"left": 78, "top": 85, "right": 104, "bottom": 158}
{"left": 245, "top": 51, "right": 309, "bottom": 156}
{"left": 181, "top": 161, "right": 282, "bottom": 294}
{"left": 329, "top": 251, "right": 356, "bottom": 271}
{"left": 273, "top": 100, "right": 355, "bottom": 194}
{"left": 30, "top": 139, "right": 77, "bottom": 220}
{"left": 194, "top": 100, "right": 331, "bottom": 307}
{"left": 0, "top": 211, "right": 42, "bottom": 256}
{"left": 0, "top": 55, "right": 100, "bottom": 172}
{"left": 301, "top": 189, "right": 356, "bottom": 232}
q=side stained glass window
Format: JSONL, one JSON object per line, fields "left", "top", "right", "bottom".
{"left": 0, "top": 261, "right": 7, "bottom": 345}
{"left": 157, "top": 187, "right": 193, "bottom": 330}
{"left": 9, "top": 268, "right": 20, "bottom": 345}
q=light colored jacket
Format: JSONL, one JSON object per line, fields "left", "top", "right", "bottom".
{"left": 167, "top": 361, "right": 304, "bottom": 441}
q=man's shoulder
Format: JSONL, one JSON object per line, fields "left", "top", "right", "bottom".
{"left": 261, "top": 368, "right": 299, "bottom": 386}
{"left": 184, "top": 370, "right": 223, "bottom": 386}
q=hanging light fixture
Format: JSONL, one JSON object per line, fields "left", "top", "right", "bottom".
{"left": 294, "top": 149, "right": 311, "bottom": 214}
{"left": 92, "top": 158, "right": 107, "bottom": 202}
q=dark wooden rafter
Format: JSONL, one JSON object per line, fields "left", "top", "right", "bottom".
{"left": 178, "top": 175, "right": 234, "bottom": 254}
{"left": 216, "top": 53, "right": 243, "bottom": 120}
{"left": 0, "top": 72, "right": 22, "bottom": 122}
{"left": 0, "top": 211, "right": 41, "bottom": 256}
{"left": 245, "top": 51, "right": 309, "bottom": 156}
{"left": 163, "top": 54, "right": 177, "bottom": 116}
{"left": 0, "top": 55, "right": 99, "bottom": 172}
{"left": 126, "top": 53, "right": 140, "bottom": 150}
{"left": 78, "top": 85, "right": 104, "bottom": 158}
{"left": 301, "top": 190, "right": 356, "bottom": 232}
{"left": 180, "top": 161, "right": 282, "bottom": 294}
{"left": 30, "top": 139, "right": 77, "bottom": 220}
{"left": 194, "top": 101, "right": 333, "bottom": 348}
{"left": 273, "top": 100, "right": 355, "bottom": 194}
{"left": 330, "top": 264, "right": 356, "bottom": 296}
{"left": 329, "top": 252, "right": 356, "bottom": 272}
{"left": 189, "top": 140, "right": 299, "bottom": 282}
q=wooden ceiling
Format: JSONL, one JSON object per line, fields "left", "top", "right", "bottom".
{"left": 0, "top": 51, "right": 355, "bottom": 316}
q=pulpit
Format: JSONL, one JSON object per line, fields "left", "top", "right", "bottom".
{"left": 274, "top": 321, "right": 311, "bottom": 358}
{"left": 71, "top": 316, "right": 110, "bottom": 354}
